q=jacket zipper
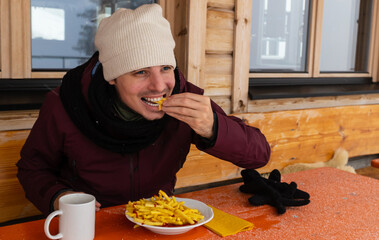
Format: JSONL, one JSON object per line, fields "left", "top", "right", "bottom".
{"left": 129, "top": 155, "right": 135, "bottom": 201}
{"left": 129, "top": 153, "right": 140, "bottom": 201}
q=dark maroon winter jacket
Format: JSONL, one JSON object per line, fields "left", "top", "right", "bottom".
{"left": 17, "top": 56, "right": 270, "bottom": 216}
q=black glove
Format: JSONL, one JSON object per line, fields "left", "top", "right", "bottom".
{"left": 239, "top": 169, "right": 310, "bottom": 214}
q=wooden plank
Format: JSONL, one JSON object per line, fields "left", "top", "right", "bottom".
{"left": 0, "top": 130, "right": 41, "bottom": 223}
{"left": 0, "top": 110, "right": 39, "bottom": 131}
{"left": 187, "top": 0, "right": 207, "bottom": 87}
{"left": 248, "top": 93, "right": 379, "bottom": 113}
{"left": 23, "top": 0, "right": 31, "bottom": 76}
{"left": 204, "top": 54, "right": 233, "bottom": 74}
{"left": 311, "top": 0, "right": 324, "bottom": 77}
{"left": 250, "top": 72, "right": 371, "bottom": 78}
{"left": 305, "top": 0, "right": 317, "bottom": 77}
{"left": 204, "top": 73, "right": 231, "bottom": 89}
{"left": 0, "top": 0, "right": 11, "bottom": 78}
{"left": 162, "top": 0, "right": 189, "bottom": 76}
{"left": 239, "top": 104, "right": 379, "bottom": 172}
{"left": 210, "top": 96, "right": 231, "bottom": 114}
{"left": 355, "top": 166, "right": 379, "bottom": 180}
{"left": 369, "top": 0, "right": 379, "bottom": 82}
{"left": 31, "top": 72, "right": 65, "bottom": 79}
{"left": 231, "top": 0, "right": 252, "bottom": 113}
{"left": 205, "top": 6, "right": 234, "bottom": 54}
{"left": 249, "top": 72, "right": 311, "bottom": 78}
{"left": 206, "top": 28, "right": 233, "bottom": 53}
{"left": 355, "top": 0, "right": 372, "bottom": 72}
{"left": 158, "top": 0, "right": 167, "bottom": 15}
{"left": 203, "top": 55, "right": 232, "bottom": 98}
{"left": 207, "top": 0, "right": 234, "bottom": 10}
{"left": 204, "top": 74, "right": 232, "bottom": 98}
{"left": 10, "top": 0, "right": 30, "bottom": 78}
{"left": 204, "top": 87, "right": 231, "bottom": 97}
{"left": 317, "top": 72, "right": 371, "bottom": 78}
{"left": 207, "top": 9, "right": 234, "bottom": 30}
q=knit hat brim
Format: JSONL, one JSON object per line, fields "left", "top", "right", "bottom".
{"left": 101, "top": 44, "right": 176, "bottom": 81}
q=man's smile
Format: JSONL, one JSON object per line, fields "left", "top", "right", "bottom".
{"left": 141, "top": 95, "right": 166, "bottom": 107}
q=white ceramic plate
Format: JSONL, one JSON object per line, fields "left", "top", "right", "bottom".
{"left": 125, "top": 197, "right": 214, "bottom": 235}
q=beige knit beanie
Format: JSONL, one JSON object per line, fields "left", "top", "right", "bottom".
{"left": 94, "top": 4, "right": 176, "bottom": 81}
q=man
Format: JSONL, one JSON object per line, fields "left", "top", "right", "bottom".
{"left": 17, "top": 4, "right": 270, "bottom": 216}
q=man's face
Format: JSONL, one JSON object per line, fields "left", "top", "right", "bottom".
{"left": 109, "top": 65, "right": 175, "bottom": 120}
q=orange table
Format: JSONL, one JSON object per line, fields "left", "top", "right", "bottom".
{"left": 0, "top": 167, "right": 378, "bottom": 240}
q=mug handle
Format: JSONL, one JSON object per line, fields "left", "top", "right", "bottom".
{"left": 44, "top": 210, "right": 63, "bottom": 239}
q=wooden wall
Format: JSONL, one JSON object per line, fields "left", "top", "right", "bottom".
{"left": 188, "top": 0, "right": 236, "bottom": 113}
{"left": 176, "top": 104, "right": 379, "bottom": 188}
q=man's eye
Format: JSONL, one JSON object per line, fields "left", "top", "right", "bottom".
{"left": 135, "top": 70, "right": 146, "bottom": 75}
{"left": 162, "top": 66, "right": 172, "bottom": 71}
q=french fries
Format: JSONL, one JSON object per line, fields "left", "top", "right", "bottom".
{"left": 125, "top": 190, "right": 204, "bottom": 227}
{"left": 155, "top": 98, "right": 166, "bottom": 110}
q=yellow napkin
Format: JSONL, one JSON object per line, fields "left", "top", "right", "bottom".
{"left": 204, "top": 205, "right": 254, "bottom": 237}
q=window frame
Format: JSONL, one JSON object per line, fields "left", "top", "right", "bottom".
{"left": 248, "top": 0, "right": 379, "bottom": 82}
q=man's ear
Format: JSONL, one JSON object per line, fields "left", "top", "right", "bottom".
{"left": 108, "top": 79, "right": 116, "bottom": 85}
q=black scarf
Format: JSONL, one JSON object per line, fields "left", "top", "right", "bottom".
{"left": 60, "top": 53, "right": 180, "bottom": 154}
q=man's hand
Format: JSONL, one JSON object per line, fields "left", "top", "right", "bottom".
{"left": 162, "top": 93, "right": 214, "bottom": 139}
{"left": 54, "top": 191, "right": 101, "bottom": 211}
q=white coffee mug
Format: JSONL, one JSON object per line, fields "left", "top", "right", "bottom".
{"left": 44, "top": 193, "right": 96, "bottom": 240}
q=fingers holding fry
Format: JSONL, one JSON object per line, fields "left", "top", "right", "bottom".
{"left": 125, "top": 190, "right": 204, "bottom": 227}
{"left": 154, "top": 98, "right": 166, "bottom": 111}
{"left": 162, "top": 93, "right": 215, "bottom": 138}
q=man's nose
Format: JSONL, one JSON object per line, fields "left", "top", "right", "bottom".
{"left": 148, "top": 72, "right": 166, "bottom": 92}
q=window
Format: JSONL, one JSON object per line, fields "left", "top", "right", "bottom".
{"left": 31, "top": 0, "right": 156, "bottom": 71}
{"left": 249, "top": 0, "right": 379, "bottom": 99}
{"left": 320, "top": 0, "right": 370, "bottom": 73}
{"left": 250, "top": 0, "right": 309, "bottom": 72}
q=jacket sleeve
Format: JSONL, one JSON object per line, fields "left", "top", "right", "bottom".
{"left": 17, "top": 89, "right": 72, "bottom": 216}
{"left": 194, "top": 100, "right": 271, "bottom": 169}
{"left": 182, "top": 80, "right": 270, "bottom": 169}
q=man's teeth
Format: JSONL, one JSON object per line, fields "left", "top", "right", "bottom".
{"left": 145, "top": 102, "right": 158, "bottom": 106}
{"left": 142, "top": 97, "right": 164, "bottom": 106}
{"left": 144, "top": 97, "right": 164, "bottom": 102}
